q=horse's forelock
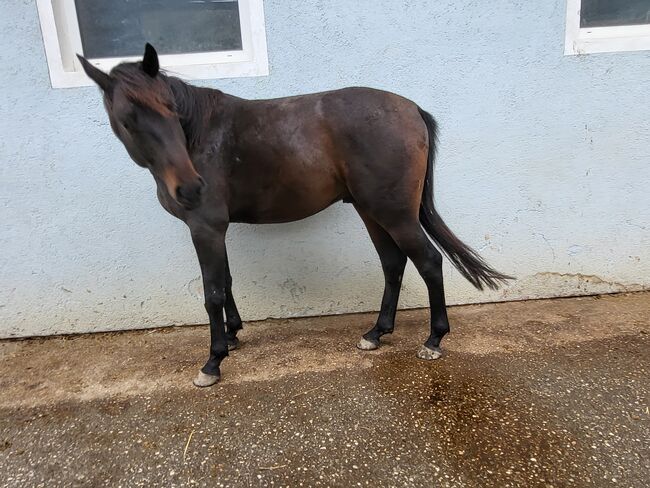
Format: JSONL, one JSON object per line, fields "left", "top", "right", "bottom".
{"left": 110, "top": 63, "right": 175, "bottom": 117}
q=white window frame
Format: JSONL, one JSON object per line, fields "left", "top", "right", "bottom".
{"left": 36, "top": 0, "right": 269, "bottom": 88}
{"left": 565, "top": 0, "right": 650, "bottom": 55}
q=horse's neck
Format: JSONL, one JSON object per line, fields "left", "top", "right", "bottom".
{"left": 169, "top": 78, "right": 225, "bottom": 151}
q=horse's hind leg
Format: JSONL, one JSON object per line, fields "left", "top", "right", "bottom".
{"left": 224, "top": 249, "right": 242, "bottom": 350}
{"left": 384, "top": 221, "right": 450, "bottom": 359}
{"left": 355, "top": 206, "right": 407, "bottom": 351}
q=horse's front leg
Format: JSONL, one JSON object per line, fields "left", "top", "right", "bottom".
{"left": 190, "top": 224, "right": 229, "bottom": 388}
{"left": 224, "top": 248, "right": 243, "bottom": 350}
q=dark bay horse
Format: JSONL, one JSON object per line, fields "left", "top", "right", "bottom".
{"left": 79, "top": 44, "right": 511, "bottom": 387}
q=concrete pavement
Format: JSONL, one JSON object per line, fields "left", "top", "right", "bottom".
{"left": 1, "top": 292, "right": 648, "bottom": 487}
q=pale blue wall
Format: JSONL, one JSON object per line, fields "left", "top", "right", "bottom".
{"left": 1, "top": 0, "right": 649, "bottom": 337}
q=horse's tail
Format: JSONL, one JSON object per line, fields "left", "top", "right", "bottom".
{"left": 417, "top": 107, "right": 513, "bottom": 290}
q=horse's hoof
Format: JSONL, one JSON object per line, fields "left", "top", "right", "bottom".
{"left": 193, "top": 371, "right": 220, "bottom": 387}
{"left": 357, "top": 338, "right": 380, "bottom": 351}
{"left": 416, "top": 345, "right": 442, "bottom": 360}
{"left": 227, "top": 338, "right": 239, "bottom": 351}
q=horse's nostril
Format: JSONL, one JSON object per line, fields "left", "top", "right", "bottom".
{"left": 197, "top": 176, "right": 206, "bottom": 188}
{"left": 175, "top": 185, "right": 184, "bottom": 200}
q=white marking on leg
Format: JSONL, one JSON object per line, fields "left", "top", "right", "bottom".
{"left": 357, "top": 338, "right": 379, "bottom": 351}
{"left": 193, "top": 371, "right": 220, "bottom": 387}
{"left": 416, "top": 345, "right": 442, "bottom": 360}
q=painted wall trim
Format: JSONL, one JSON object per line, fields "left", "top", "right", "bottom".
{"left": 36, "top": 0, "right": 269, "bottom": 88}
{"left": 564, "top": 0, "right": 650, "bottom": 55}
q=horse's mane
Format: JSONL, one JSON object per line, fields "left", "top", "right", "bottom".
{"left": 165, "top": 75, "right": 223, "bottom": 150}
{"left": 109, "top": 62, "right": 222, "bottom": 150}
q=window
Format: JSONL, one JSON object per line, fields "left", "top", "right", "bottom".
{"left": 36, "top": 0, "right": 269, "bottom": 88}
{"left": 565, "top": 0, "right": 650, "bottom": 54}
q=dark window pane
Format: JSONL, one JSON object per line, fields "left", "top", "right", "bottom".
{"left": 75, "top": 0, "right": 242, "bottom": 59}
{"left": 580, "top": 0, "right": 650, "bottom": 27}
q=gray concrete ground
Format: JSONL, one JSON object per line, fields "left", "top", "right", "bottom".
{"left": 0, "top": 292, "right": 648, "bottom": 487}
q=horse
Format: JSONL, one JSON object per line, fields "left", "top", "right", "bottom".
{"left": 78, "top": 44, "right": 512, "bottom": 387}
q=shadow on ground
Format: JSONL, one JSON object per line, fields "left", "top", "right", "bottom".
{"left": 1, "top": 293, "right": 649, "bottom": 487}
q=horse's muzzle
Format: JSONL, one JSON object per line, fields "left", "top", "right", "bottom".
{"left": 176, "top": 177, "right": 205, "bottom": 210}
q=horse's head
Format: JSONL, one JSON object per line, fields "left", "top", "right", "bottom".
{"left": 78, "top": 44, "right": 205, "bottom": 210}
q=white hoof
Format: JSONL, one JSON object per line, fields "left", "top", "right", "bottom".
{"left": 227, "top": 336, "right": 240, "bottom": 351}
{"left": 193, "top": 371, "right": 220, "bottom": 387}
{"left": 417, "top": 345, "right": 442, "bottom": 360}
{"left": 357, "top": 338, "right": 379, "bottom": 351}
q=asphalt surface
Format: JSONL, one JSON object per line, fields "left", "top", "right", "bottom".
{"left": 1, "top": 292, "right": 648, "bottom": 487}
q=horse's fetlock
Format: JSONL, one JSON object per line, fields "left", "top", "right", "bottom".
{"left": 212, "top": 345, "right": 229, "bottom": 359}
{"left": 226, "top": 318, "right": 243, "bottom": 332}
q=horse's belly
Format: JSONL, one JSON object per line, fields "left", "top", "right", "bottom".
{"left": 229, "top": 178, "right": 346, "bottom": 224}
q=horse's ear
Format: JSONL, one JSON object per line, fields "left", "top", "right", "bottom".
{"left": 77, "top": 54, "right": 113, "bottom": 93}
{"left": 142, "top": 43, "right": 159, "bottom": 77}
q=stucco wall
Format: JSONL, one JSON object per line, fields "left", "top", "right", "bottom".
{"left": 1, "top": 0, "right": 649, "bottom": 338}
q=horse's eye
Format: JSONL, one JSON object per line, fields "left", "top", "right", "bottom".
{"left": 122, "top": 112, "right": 138, "bottom": 131}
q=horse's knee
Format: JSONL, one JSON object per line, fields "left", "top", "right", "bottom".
{"left": 204, "top": 288, "right": 226, "bottom": 315}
